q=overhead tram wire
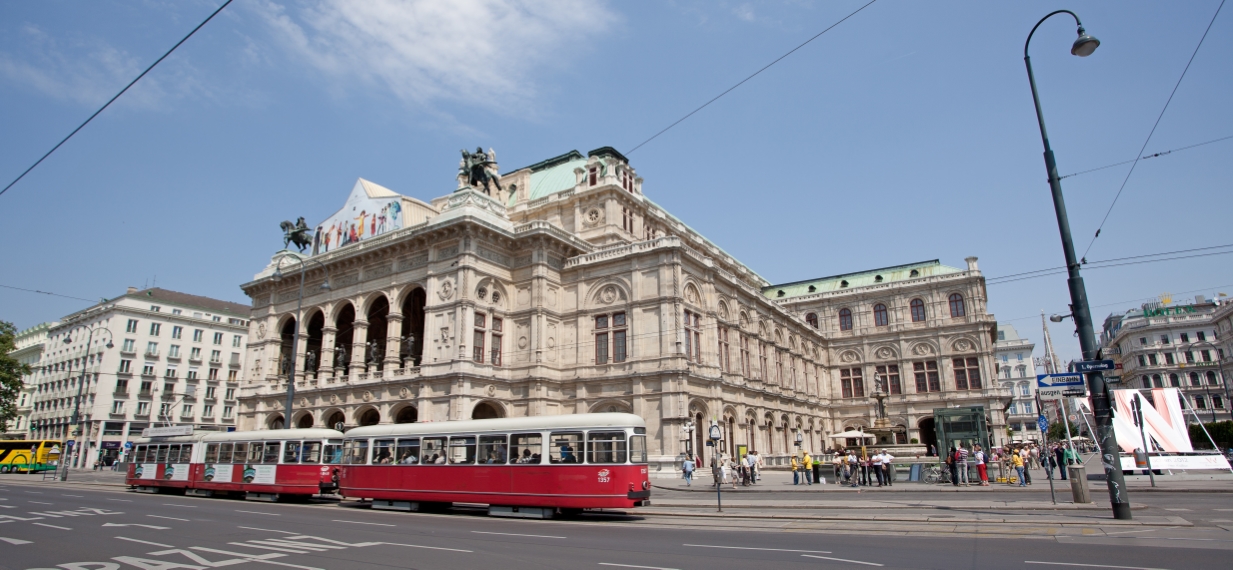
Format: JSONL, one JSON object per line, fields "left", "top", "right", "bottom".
{"left": 986, "top": 242, "right": 1233, "bottom": 284}
{"left": 996, "top": 282, "right": 1233, "bottom": 324}
{"left": 1081, "top": 0, "right": 1226, "bottom": 260}
{"left": 0, "top": 0, "right": 234, "bottom": 199}
{"left": 1058, "top": 134, "right": 1233, "bottom": 180}
{"left": 624, "top": 0, "right": 878, "bottom": 156}
{"left": 0, "top": 284, "right": 98, "bottom": 303}
{"left": 988, "top": 249, "right": 1233, "bottom": 286}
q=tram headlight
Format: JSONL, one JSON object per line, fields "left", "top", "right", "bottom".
{"left": 642, "top": 481, "right": 649, "bottom": 490}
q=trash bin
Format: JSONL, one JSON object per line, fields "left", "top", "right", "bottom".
{"left": 1068, "top": 465, "right": 1090, "bottom": 503}
{"left": 812, "top": 463, "right": 822, "bottom": 485}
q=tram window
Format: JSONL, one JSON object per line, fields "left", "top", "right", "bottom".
{"left": 246, "top": 442, "right": 264, "bottom": 463}
{"left": 421, "top": 438, "right": 446, "bottom": 464}
{"left": 262, "top": 442, "right": 281, "bottom": 464}
{"left": 630, "top": 435, "right": 648, "bottom": 463}
{"left": 283, "top": 441, "right": 302, "bottom": 464}
{"left": 232, "top": 442, "right": 247, "bottom": 464}
{"left": 550, "top": 432, "right": 583, "bottom": 464}
{"left": 510, "top": 433, "right": 543, "bottom": 464}
{"left": 448, "top": 436, "right": 477, "bottom": 464}
{"left": 169, "top": 445, "right": 183, "bottom": 463}
{"left": 342, "top": 440, "right": 369, "bottom": 464}
{"left": 219, "top": 443, "right": 234, "bottom": 463}
{"left": 373, "top": 439, "right": 396, "bottom": 464}
{"left": 324, "top": 442, "right": 343, "bottom": 464}
{"left": 134, "top": 445, "right": 146, "bottom": 462}
{"left": 587, "top": 431, "right": 627, "bottom": 464}
{"left": 396, "top": 438, "right": 420, "bottom": 464}
{"left": 479, "top": 435, "right": 508, "bottom": 464}
{"left": 205, "top": 443, "right": 219, "bottom": 463}
{"left": 302, "top": 442, "right": 323, "bottom": 463}
{"left": 155, "top": 445, "right": 169, "bottom": 463}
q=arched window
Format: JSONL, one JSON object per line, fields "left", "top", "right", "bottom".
{"left": 1189, "top": 372, "right": 1201, "bottom": 386}
{"left": 873, "top": 304, "right": 888, "bottom": 327}
{"left": 948, "top": 293, "right": 966, "bottom": 318}
{"left": 1169, "top": 373, "right": 1180, "bottom": 387}
{"left": 838, "top": 308, "right": 853, "bottom": 331}
{"left": 805, "top": 313, "right": 818, "bottom": 328}
{"left": 910, "top": 299, "right": 926, "bottom": 322}
{"left": 1141, "top": 375, "right": 1151, "bottom": 389}
{"left": 1152, "top": 374, "right": 1162, "bottom": 388}
{"left": 1207, "top": 371, "right": 1219, "bottom": 385}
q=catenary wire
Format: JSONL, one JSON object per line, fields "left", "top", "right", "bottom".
{"left": 987, "top": 249, "right": 1233, "bottom": 286}
{"left": 995, "top": 282, "right": 1233, "bottom": 324}
{"left": 0, "top": 0, "right": 233, "bottom": 199}
{"left": 1058, "top": 134, "right": 1233, "bottom": 180}
{"left": 624, "top": 0, "right": 878, "bottom": 155}
{"left": 0, "top": 284, "right": 98, "bottom": 303}
{"left": 986, "top": 242, "right": 1233, "bottom": 283}
{"left": 1080, "top": 0, "right": 1226, "bottom": 259}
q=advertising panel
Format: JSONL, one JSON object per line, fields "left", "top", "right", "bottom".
{"left": 203, "top": 464, "right": 233, "bottom": 483}
{"left": 1120, "top": 455, "right": 1232, "bottom": 470}
{"left": 313, "top": 179, "right": 404, "bottom": 255}
{"left": 163, "top": 464, "right": 190, "bottom": 481}
{"left": 242, "top": 464, "right": 278, "bottom": 484}
{"left": 1111, "top": 388, "right": 1193, "bottom": 453}
{"left": 136, "top": 463, "right": 159, "bottom": 479}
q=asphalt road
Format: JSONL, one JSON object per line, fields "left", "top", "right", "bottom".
{"left": 1, "top": 480, "right": 1229, "bottom": 570}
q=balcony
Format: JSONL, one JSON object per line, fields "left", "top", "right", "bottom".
{"left": 144, "top": 350, "right": 160, "bottom": 359}
{"left": 189, "top": 357, "right": 202, "bottom": 364}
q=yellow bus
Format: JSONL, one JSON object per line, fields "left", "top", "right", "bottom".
{"left": 0, "top": 440, "right": 62, "bottom": 473}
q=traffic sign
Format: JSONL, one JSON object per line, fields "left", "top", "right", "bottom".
{"left": 124, "top": 441, "right": 133, "bottom": 449}
{"left": 1037, "top": 415, "right": 1049, "bottom": 433}
{"left": 1074, "top": 360, "right": 1115, "bottom": 373}
{"left": 1037, "top": 373, "right": 1086, "bottom": 400}
{"left": 66, "top": 440, "right": 75, "bottom": 448}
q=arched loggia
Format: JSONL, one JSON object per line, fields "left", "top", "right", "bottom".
{"left": 366, "top": 296, "right": 389, "bottom": 371}
{"left": 400, "top": 288, "right": 426, "bottom": 367}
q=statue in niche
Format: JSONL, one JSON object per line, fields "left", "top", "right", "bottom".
{"left": 278, "top": 354, "right": 290, "bottom": 376}
{"left": 304, "top": 350, "right": 317, "bottom": 376}
{"left": 366, "top": 340, "right": 383, "bottom": 368}
{"left": 334, "top": 345, "right": 348, "bottom": 369}
{"left": 400, "top": 334, "right": 418, "bottom": 367}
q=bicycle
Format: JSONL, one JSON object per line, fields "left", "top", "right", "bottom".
{"left": 923, "top": 463, "right": 951, "bottom": 484}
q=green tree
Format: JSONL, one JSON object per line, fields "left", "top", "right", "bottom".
{"left": 0, "top": 321, "right": 32, "bottom": 431}
{"left": 1046, "top": 419, "right": 1078, "bottom": 442}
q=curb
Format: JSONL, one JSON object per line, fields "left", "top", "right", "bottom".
{"left": 645, "top": 502, "right": 1136, "bottom": 511}
{"left": 632, "top": 509, "right": 1188, "bottom": 526}
{"left": 652, "top": 483, "right": 1233, "bottom": 494}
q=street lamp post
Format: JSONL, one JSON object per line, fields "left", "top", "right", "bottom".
{"left": 709, "top": 420, "right": 723, "bottom": 512}
{"left": 1025, "top": 10, "right": 1131, "bottom": 520}
{"left": 271, "top": 254, "right": 331, "bottom": 430}
{"left": 60, "top": 324, "right": 114, "bottom": 481}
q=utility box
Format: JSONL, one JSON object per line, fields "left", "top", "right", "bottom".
{"left": 1068, "top": 465, "right": 1091, "bottom": 503}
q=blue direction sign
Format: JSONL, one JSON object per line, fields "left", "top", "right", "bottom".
{"left": 1037, "top": 373, "right": 1087, "bottom": 400}
{"left": 1074, "top": 359, "right": 1116, "bottom": 373}
{"left": 1037, "top": 415, "right": 1050, "bottom": 433}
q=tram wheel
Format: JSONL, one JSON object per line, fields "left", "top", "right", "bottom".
{"left": 558, "top": 508, "right": 583, "bottom": 518}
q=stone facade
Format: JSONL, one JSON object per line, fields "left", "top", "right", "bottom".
{"left": 995, "top": 324, "right": 1040, "bottom": 443}
{"left": 239, "top": 147, "right": 1007, "bottom": 476}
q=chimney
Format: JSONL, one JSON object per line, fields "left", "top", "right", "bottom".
{"left": 126, "top": 286, "right": 138, "bottom": 294}
{"left": 964, "top": 256, "right": 979, "bottom": 271}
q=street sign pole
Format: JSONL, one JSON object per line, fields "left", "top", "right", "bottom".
{"left": 1132, "top": 395, "right": 1156, "bottom": 488}
{"left": 1037, "top": 394, "right": 1057, "bottom": 505}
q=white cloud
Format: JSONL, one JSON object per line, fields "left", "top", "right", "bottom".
{"left": 252, "top": 0, "right": 616, "bottom": 114}
{"left": 733, "top": 4, "right": 756, "bottom": 22}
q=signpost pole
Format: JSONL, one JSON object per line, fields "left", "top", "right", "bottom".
{"left": 1132, "top": 395, "right": 1156, "bottom": 487}
{"left": 1037, "top": 394, "right": 1057, "bottom": 505}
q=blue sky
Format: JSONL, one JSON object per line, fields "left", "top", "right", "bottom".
{"left": 2, "top": 0, "right": 1230, "bottom": 364}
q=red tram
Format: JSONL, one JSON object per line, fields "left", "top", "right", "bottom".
{"left": 125, "top": 428, "right": 343, "bottom": 501}
{"left": 339, "top": 413, "right": 651, "bottom": 518}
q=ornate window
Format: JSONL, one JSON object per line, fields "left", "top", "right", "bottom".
{"left": 775, "top": 349, "right": 784, "bottom": 386}
{"left": 840, "top": 368, "right": 863, "bottom": 398}
{"left": 758, "top": 341, "right": 768, "bottom": 381}
{"left": 740, "top": 335, "right": 751, "bottom": 377}
{"left": 873, "top": 304, "right": 888, "bottom": 327}
{"left": 805, "top": 313, "right": 818, "bottom": 328}
{"left": 952, "top": 357, "right": 982, "bottom": 390}
{"left": 594, "top": 312, "right": 628, "bottom": 364}
{"left": 473, "top": 312, "right": 486, "bottom": 363}
{"left": 910, "top": 299, "right": 926, "bottom": 322}
{"left": 1169, "top": 373, "right": 1180, "bottom": 387}
{"left": 718, "top": 326, "right": 731, "bottom": 372}
{"left": 875, "top": 364, "right": 901, "bottom": 394}
{"left": 838, "top": 308, "right": 853, "bottom": 331}
{"left": 491, "top": 317, "right": 503, "bottom": 366}
{"left": 1190, "top": 372, "right": 1201, "bottom": 386}
{"left": 1208, "top": 371, "right": 1219, "bottom": 385}
{"left": 948, "top": 294, "right": 966, "bottom": 318}
{"left": 684, "top": 310, "right": 701, "bottom": 362}
{"left": 914, "top": 361, "right": 941, "bottom": 392}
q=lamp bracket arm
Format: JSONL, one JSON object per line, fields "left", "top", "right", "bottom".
{"left": 1025, "top": 9, "right": 1083, "bottom": 58}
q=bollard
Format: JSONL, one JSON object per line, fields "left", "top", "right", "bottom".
{"left": 1068, "top": 464, "right": 1091, "bottom": 503}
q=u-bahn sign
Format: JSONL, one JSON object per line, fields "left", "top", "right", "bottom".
{"left": 1037, "top": 373, "right": 1086, "bottom": 400}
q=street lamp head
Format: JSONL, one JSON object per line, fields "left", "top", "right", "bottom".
{"left": 105, "top": 341, "right": 114, "bottom": 349}
{"left": 1071, "top": 27, "right": 1100, "bottom": 57}
{"left": 272, "top": 267, "right": 283, "bottom": 282}
{"left": 63, "top": 335, "right": 72, "bottom": 344}
{"left": 319, "top": 279, "right": 332, "bottom": 292}
{"left": 1050, "top": 314, "right": 1067, "bottom": 323}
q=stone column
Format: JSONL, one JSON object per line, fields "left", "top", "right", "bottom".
{"left": 319, "top": 326, "right": 336, "bottom": 380}
{"left": 386, "top": 313, "right": 403, "bottom": 372}
{"left": 350, "top": 320, "right": 369, "bottom": 378}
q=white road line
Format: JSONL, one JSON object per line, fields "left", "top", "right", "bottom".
{"left": 33, "top": 523, "right": 71, "bottom": 530}
{"left": 472, "top": 531, "right": 566, "bottom": 539}
{"left": 684, "top": 544, "right": 832, "bottom": 554}
{"left": 116, "top": 536, "right": 174, "bottom": 548}
{"left": 237, "top": 510, "right": 281, "bottom": 516}
{"left": 191, "top": 548, "right": 323, "bottom": 570}
{"left": 230, "top": 541, "right": 311, "bottom": 554}
{"left": 107, "top": 498, "right": 132, "bottom": 502}
{"left": 331, "top": 519, "right": 394, "bottom": 527}
{"left": 61, "top": 494, "right": 83, "bottom": 498}
{"left": 1103, "top": 529, "right": 1160, "bottom": 536}
{"left": 163, "top": 503, "right": 198, "bottom": 508}
{"left": 28, "top": 501, "right": 53, "bottom": 505}
{"left": 598, "top": 564, "right": 678, "bottom": 570}
{"left": 1025, "top": 562, "right": 1169, "bottom": 570}
{"left": 377, "top": 542, "right": 472, "bottom": 553}
{"left": 0, "top": 536, "right": 33, "bottom": 545}
{"left": 802, "top": 554, "right": 884, "bottom": 566}
{"left": 24, "top": 491, "right": 42, "bottom": 494}
{"left": 149, "top": 515, "right": 190, "bottom": 521}
{"left": 239, "top": 526, "right": 298, "bottom": 534}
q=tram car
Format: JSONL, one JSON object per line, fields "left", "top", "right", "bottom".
{"left": 126, "top": 428, "right": 343, "bottom": 501}
{"left": 338, "top": 413, "right": 651, "bottom": 518}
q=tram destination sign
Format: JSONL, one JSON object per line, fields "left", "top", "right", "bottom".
{"left": 1037, "top": 373, "right": 1087, "bottom": 400}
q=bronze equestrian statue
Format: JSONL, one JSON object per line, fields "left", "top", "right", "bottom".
{"left": 280, "top": 217, "right": 313, "bottom": 252}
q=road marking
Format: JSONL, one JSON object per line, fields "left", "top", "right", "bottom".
{"left": 229, "top": 541, "right": 312, "bottom": 554}
{"left": 685, "top": 544, "right": 832, "bottom": 554}
{"left": 237, "top": 510, "right": 281, "bottom": 516}
{"left": 1163, "top": 508, "right": 1191, "bottom": 512}
{"left": 102, "top": 523, "right": 170, "bottom": 529}
{"left": 149, "top": 515, "right": 190, "bottom": 521}
{"left": 1103, "top": 529, "right": 1160, "bottom": 535}
{"left": 24, "top": 491, "right": 42, "bottom": 494}
{"left": 33, "top": 522, "right": 71, "bottom": 530}
{"left": 192, "top": 547, "right": 323, "bottom": 570}
{"left": 802, "top": 555, "right": 883, "bottom": 566}
{"left": 164, "top": 503, "right": 197, "bottom": 508}
{"left": 472, "top": 531, "right": 566, "bottom": 539}
{"left": 0, "top": 536, "right": 32, "bottom": 544}
{"left": 108, "top": 498, "right": 132, "bottom": 502}
{"left": 239, "top": 526, "right": 298, "bottom": 534}
{"left": 61, "top": 494, "right": 83, "bottom": 498}
{"left": 599, "top": 564, "right": 678, "bottom": 570}
{"left": 377, "top": 541, "right": 472, "bottom": 553}
{"left": 331, "top": 519, "right": 394, "bottom": 527}
{"left": 1025, "top": 562, "right": 1168, "bottom": 570}
{"left": 116, "top": 536, "right": 174, "bottom": 547}
{"left": 28, "top": 501, "right": 53, "bottom": 505}
{"left": 1215, "top": 508, "right": 1233, "bottom": 511}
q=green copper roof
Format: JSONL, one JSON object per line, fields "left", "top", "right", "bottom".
{"left": 762, "top": 260, "right": 963, "bottom": 299}
{"left": 508, "top": 150, "right": 588, "bottom": 206}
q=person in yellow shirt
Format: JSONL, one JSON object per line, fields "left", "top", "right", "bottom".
{"left": 1011, "top": 450, "right": 1026, "bottom": 487}
{"left": 791, "top": 454, "right": 801, "bottom": 485}
{"left": 801, "top": 451, "right": 813, "bottom": 486}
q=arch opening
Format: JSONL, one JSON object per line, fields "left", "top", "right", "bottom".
{"left": 366, "top": 296, "right": 390, "bottom": 371}
{"left": 326, "top": 411, "right": 346, "bottom": 431}
{"left": 358, "top": 408, "right": 380, "bottom": 426}
{"left": 472, "top": 402, "right": 503, "bottom": 420}
{"left": 400, "top": 288, "right": 427, "bottom": 367}
{"left": 395, "top": 406, "right": 418, "bottom": 424}
{"left": 334, "top": 304, "right": 356, "bottom": 375}
{"left": 306, "top": 311, "right": 325, "bottom": 378}
{"left": 279, "top": 318, "right": 296, "bottom": 377}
